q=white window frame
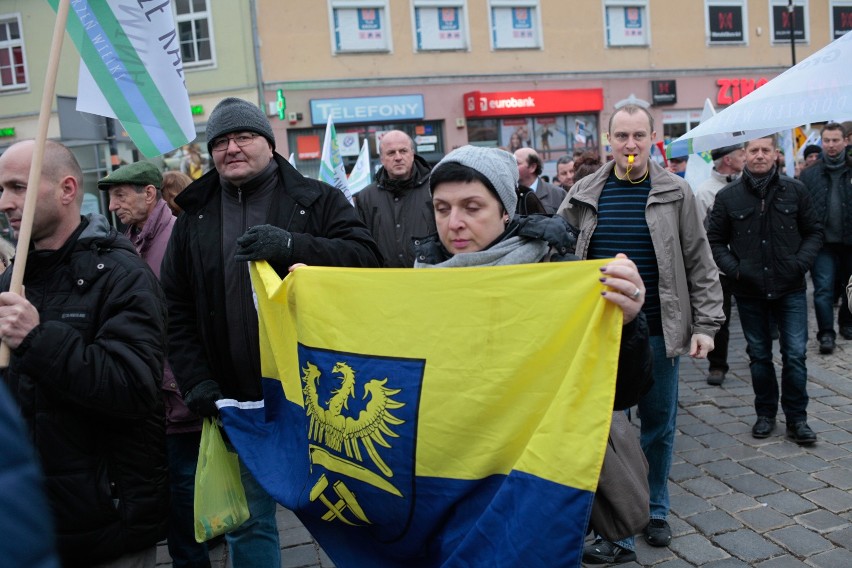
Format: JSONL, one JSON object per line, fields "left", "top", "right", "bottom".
{"left": 411, "top": 0, "right": 470, "bottom": 52}
{"left": 704, "top": 0, "right": 748, "bottom": 46}
{"left": 329, "top": 0, "right": 393, "bottom": 54}
{"left": 0, "top": 13, "right": 27, "bottom": 92}
{"left": 769, "top": 0, "right": 809, "bottom": 45}
{"left": 172, "top": 0, "right": 217, "bottom": 69}
{"left": 830, "top": 0, "right": 852, "bottom": 40}
{"left": 488, "top": 0, "right": 543, "bottom": 51}
{"left": 603, "top": 0, "right": 651, "bottom": 48}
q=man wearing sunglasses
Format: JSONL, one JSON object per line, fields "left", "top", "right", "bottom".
{"left": 161, "top": 97, "right": 381, "bottom": 567}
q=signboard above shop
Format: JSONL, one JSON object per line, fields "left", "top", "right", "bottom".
{"left": 310, "top": 95, "right": 425, "bottom": 125}
{"left": 463, "top": 89, "right": 603, "bottom": 118}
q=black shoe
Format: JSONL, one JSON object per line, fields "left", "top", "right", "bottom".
{"left": 582, "top": 539, "right": 637, "bottom": 564}
{"left": 752, "top": 416, "right": 776, "bottom": 438}
{"left": 840, "top": 327, "right": 852, "bottom": 340}
{"left": 643, "top": 518, "right": 672, "bottom": 547}
{"left": 786, "top": 421, "right": 817, "bottom": 445}
{"left": 819, "top": 336, "right": 835, "bottom": 354}
{"left": 706, "top": 369, "right": 725, "bottom": 386}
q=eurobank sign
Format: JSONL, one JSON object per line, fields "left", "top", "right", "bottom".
{"left": 310, "top": 95, "right": 425, "bottom": 125}
{"left": 463, "top": 89, "right": 603, "bottom": 118}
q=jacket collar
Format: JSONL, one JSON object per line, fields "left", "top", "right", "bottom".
{"left": 128, "top": 199, "right": 172, "bottom": 244}
{"left": 375, "top": 154, "right": 431, "bottom": 192}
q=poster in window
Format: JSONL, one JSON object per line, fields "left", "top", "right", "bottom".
{"left": 416, "top": 7, "right": 466, "bottom": 50}
{"left": 833, "top": 5, "right": 852, "bottom": 39}
{"left": 492, "top": 7, "right": 538, "bottom": 49}
{"left": 771, "top": 4, "right": 805, "bottom": 42}
{"left": 708, "top": 4, "right": 744, "bottom": 43}
{"left": 533, "top": 117, "right": 567, "bottom": 161}
{"left": 568, "top": 115, "right": 599, "bottom": 152}
{"left": 606, "top": 7, "right": 648, "bottom": 46}
{"left": 334, "top": 8, "right": 389, "bottom": 52}
{"left": 501, "top": 118, "right": 533, "bottom": 152}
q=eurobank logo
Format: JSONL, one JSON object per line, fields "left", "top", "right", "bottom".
{"left": 462, "top": 89, "right": 603, "bottom": 118}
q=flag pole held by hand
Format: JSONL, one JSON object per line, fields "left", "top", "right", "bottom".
{"left": 0, "top": 0, "right": 70, "bottom": 368}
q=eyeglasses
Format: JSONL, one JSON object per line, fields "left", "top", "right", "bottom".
{"left": 211, "top": 133, "right": 259, "bottom": 152}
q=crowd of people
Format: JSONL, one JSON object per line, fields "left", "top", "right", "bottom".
{"left": 0, "top": 95, "right": 849, "bottom": 568}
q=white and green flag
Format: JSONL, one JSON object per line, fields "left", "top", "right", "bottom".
{"left": 319, "top": 116, "right": 353, "bottom": 204}
{"left": 49, "top": 0, "right": 195, "bottom": 157}
{"left": 347, "top": 139, "right": 372, "bottom": 195}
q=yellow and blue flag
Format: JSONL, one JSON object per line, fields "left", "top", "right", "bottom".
{"left": 219, "top": 260, "right": 622, "bottom": 567}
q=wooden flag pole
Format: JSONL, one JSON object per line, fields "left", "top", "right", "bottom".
{"left": 0, "top": 0, "right": 70, "bottom": 367}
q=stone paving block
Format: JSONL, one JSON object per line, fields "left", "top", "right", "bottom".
{"left": 710, "top": 492, "right": 763, "bottom": 513}
{"left": 818, "top": 395, "right": 851, "bottom": 407}
{"left": 804, "top": 486, "right": 852, "bottom": 513}
{"left": 725, "top": 473, "right": 784, "bottom": 497}
{"left": 760, "top": 490, "right": 818, "bottom": 516}
{"left": 728, "top": 406, "right": 758, "bottom": 418}
{"left": 653, "top": 559, "right": 693, "bottom": 568}
{"left": 825, "top": 525, "right": 852, "bottom": 547}
{"left": 766, "top": 524, "right": 833, "bottom": 556}
{"left": 680, "top": 448, "right": 726, "bottom": 465}
{"left": 674, "top": 433, "right": 705, "bottom": 452}
{"left": 811, "top": 466, "right": 852, "bottom": 490}
{"left": 806, "top": 442, "right": 851, "bottom": 461}
{"left": 771, "top": 470, "right": 827, "bottom": 492}
{"left": 280, "top": 525, "right": 315, "bottom": 548}
{"left": 806, "top": 547, "right": 852, "bottom": 568}
{"left": 669, "top": 461, "right": 703, "bottom": 482}
{"left": 714, "top": 396, "right": 748, "bottom": 409}
{"left": 281, "top": 544, "right": 320, "bottom": 568}
{"left": 759, "top": 442, "right": 805, "bottom": 459}
{"left": 740, "top": 456, "right": 796, "bottom": 476}
{"left": 736, "top": 505, "right": 793, "bottom": 532}
{"left": 716, "top": 420, "right": 752, "bottom": 436}
{"left": 670, "top": 492, "right": 716, "bottom": 517}
{"left": 703, "top": 558, "right": 750, "bottom": 568}
{"left": 702, "top": 459, "right": 752, "bottom": 479}
{"left": 712, "top": 529, "right": 784, "bottom": 563}
{"left": 668, "top": 532, "right": 730, "bottom": 564}
{"left": 783, "top": 454, "right": 833, "bottom": 473}
{"left": 687, "top": 509, "right": 743, "bottom": 536}
{"left": 815, "top": 428, "right": 852, "bottom": 445}
{"left": 816, "top": 410, "right": 852, "bottom": 424}
{"left": 679, "top": 422, "right": 719, "bottom": 437}
{"left": 753, "top": 556, "right": 809, "bottom": 567}
{"left": 635, "top": 540, "right": 678, "bottom": 565}
{"left": 696, "top": 432, "right": 742, "bottom": 449}
{"left": 318, "top": 548, "right": 336, "bottom": 568}
{"left": 681, "top": 476, "right": 733, "bottom": 499}
{"left": 796, "top": 509, "right": 851, "bottom": 534}
{"left": 690, "top": 405, "right": 728, "bottom": 420}
{"left": 719, "top": 444, "right": 761, "bottom": 460}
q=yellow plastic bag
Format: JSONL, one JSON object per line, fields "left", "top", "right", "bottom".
{"left": 194, "top": 418, "right": 250, "bottom": 542}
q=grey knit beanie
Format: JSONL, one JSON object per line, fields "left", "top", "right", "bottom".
{"left": 434, "top": 146, "right": 518, "bottom": 213}
{"left": 206, "top": 97, "right": 276, "bottom": 152}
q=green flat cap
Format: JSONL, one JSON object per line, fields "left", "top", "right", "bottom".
{"left": 97, "top": 161, "right": 162, "bottom": 190}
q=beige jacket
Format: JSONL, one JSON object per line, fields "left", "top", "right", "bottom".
{"left": 557, "top": 160, "right": 724, "bottom": 358}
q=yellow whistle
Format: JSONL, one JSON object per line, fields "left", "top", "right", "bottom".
{"left": 628, "top": 155, "right": 635, "bottom": 164}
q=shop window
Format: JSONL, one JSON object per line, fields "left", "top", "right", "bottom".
{"left": 413, "top": 1, "right": 469, "bottom": 51}
{"left": 770, "top": 0, "right": 808, "bottom": 45}
{"left": 661, "top": 109, "right": 703, "bottom": 147}
{"left": 330, "top": 1, "right": 392, "bottom": 53}
{"left": 705, "top": 0, "right": 748, "bottom": 45}
{"left": 173, "top": 0, "right": 215, "bottom": 67}
{"left": 830, "top": 0, "right": 852, "bottom": 39}
{"left": 603, "top": 0, "right": 650, "bottom": 47}
{"left": 0, "top": 15, "right": 27, "bottom": 90}
{"left": 468, "top": 114, "right": 599, "bottom": 163}
{"left": 488, "top": 1, "right": 542, "bottom": 50}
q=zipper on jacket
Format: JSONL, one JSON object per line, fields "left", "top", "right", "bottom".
{"left": 760, "top": 197, "right": 765, "bottom": 214}
{"left": 238, "top": 188, "right": 242, "bottom": 204}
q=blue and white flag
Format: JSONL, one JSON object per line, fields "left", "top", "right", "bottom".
{"left": 319, "top": 116, "right": 353, "bottom": 204}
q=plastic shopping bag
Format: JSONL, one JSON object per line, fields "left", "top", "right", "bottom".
{"left": 194, "top": 418, "right": 250, "bottom": 542}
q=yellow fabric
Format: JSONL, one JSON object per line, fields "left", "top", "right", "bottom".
{"left": 250, "top": 260, "right": 621, "bottom": 492}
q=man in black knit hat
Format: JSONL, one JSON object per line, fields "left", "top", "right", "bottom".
{"left": 161, "top": 97, "right": 381, "bottom": 567}
{"left": 708, "top": 135, "right": 823, "bottom": 446}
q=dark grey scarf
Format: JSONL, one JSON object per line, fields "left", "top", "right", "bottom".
{"left": 742, "top": 165, "right": 777, "bottom": 200}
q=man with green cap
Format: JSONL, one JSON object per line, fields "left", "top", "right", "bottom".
{"left": 99, "top": 161, "right": 210, "bottom": 568}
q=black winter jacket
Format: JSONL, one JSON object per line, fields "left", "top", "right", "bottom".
{"left": 0, "top": 215, "right": 169, "bottom": 567}
{"left": 798, "top": 158, "right": 852, "bottom": 245}
{"left": 355, "top": 154, "right": 436, "bottom": 267}
{"left": 161, "top": 153, "right": 382, "bottom": 401}
{"left": 707, "top": 171, "right": 824, "bottom": 299}
{"left": 413, "top": 216, "right": 653, "bottom": 410}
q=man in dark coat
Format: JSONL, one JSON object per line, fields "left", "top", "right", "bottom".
{"left": 0, "top": 140, "right": 169, "bottom": 567}
{"left": 514, "top": 147, "right": 568, "bottom": 214}
{"left": 355, "top": 130, "right": 436, "bottom": 267}
{"left": 161, "top": 98, "right": 381, "bottom": 567}
{"left": 708, "top": 135, "right": 823, "bottom": 446}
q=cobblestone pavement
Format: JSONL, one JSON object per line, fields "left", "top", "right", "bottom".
{"left": 158, "top": 293, "right": 852, "bottom": 567}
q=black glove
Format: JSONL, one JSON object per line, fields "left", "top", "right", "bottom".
{"left": 184, "top": 379, "right": 223, "bottom": 417}
{"left": 516, "top": 215, "right": 578, "bottom": 255}
{"left": 235, "top": 224, "right": 294, "bottom": 264}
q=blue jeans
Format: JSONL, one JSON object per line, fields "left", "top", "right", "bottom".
{"left": 615, "top": 335, "right": 679, "bottom": 551}
{"left": 736, "top": 290, "right": 809, "bottom": 422}
{"left": 811, "top": 244, "right": 852, "bottom": 339}
{"left": 166, "top": 431, "right": 210, "bottom": 568}
{"left": 225, "top": 456, "right": 281, "bottom": 568}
